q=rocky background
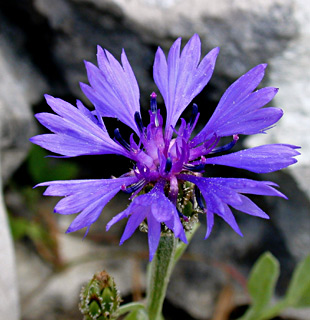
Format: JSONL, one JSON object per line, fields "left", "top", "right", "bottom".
{"left": 0, "top": 0, "right": 309, "bottom": 319}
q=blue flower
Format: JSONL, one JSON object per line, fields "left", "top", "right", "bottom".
{"left": 31, "top": 34, "right": 299, "bottom": 260}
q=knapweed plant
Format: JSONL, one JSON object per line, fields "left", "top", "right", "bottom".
{"left": 31, "top": 34, "right": 299, "bottom": 319}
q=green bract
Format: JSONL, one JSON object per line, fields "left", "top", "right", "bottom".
{"left": 79, "top": 271, "right": 121, "bottom": 320}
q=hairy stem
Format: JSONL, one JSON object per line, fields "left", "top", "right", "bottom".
{"left": 146, "top": 235, "right": 177, "bottom": 320}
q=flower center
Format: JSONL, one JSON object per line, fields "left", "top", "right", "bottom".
{"left": 114, "top": 92, "right": 239, "bottom": 183}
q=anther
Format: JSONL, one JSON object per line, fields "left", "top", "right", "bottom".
{"left": 194, "top": 186, "right": 205, "bottom": 209}
{"left": 134, "top": 112, "right": 144, "bottom": 134}
{"left": 183, "top": 163, "right": 205, "bottom": 172}
{"left": 114, "top": 128, "right": 130, "bottom": 151}
{"left": 189, "top": 103, "right": 199, "bottom": 128}
{"left": 164, "top": 157, "right": 172, "bottom": 173}
{"left": 211, "top": 134, "right": 239, "bottom": 154}
{"left": 150, "top": 92, "right": 157, "bottom": 113}
{"left": 177, "top": 209, "right": 189, "bottom": 222}
{"left": 121, "top": 179, "right": 146, "bottom": 194}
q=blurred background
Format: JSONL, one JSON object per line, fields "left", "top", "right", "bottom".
{"left": 0, "top": 0, "right": 309, "bottom": 319}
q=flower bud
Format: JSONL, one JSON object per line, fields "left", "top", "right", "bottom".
{"left": 79, "top": 270, "right": 121, "bottom": 320}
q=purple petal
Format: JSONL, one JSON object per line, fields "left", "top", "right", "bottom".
{"left": 38, "top": 179, "right": 114, "bottom": 196}
{"left": 54, "top": 191, "right": 101, "bottom": 214}
{"left": 191, "top": 66, "right": 282, "bottom": 146}
{"left": 205, "top": 144, "right": 300, "bottom": 173}
{"left": 30, "top": 96, "right": 128, "bottom": 157}
{"left": 111, "top": 181, "right": 186, "bottom": 259}
{"left": 106, "top": 209, "right": 131, "bottom": 231}
{"left": 76, "top": 100, "right": 106, "bottom": 130}
{"left": 219, "top": 178, "right": 286, "bottom": 198}
{"left": 153, "top": 47, "right": 168, "bottom": 98}
{"left": 178, "top": 174, "right": 286, "bottom": 237}
{"left": 119, "top": 209, "right": 146, "bottom": 245}
{"left": 153, "top": 34, "right": 219, "bottom": 139}
{"left": 204, "top": 210, "right": 214, "bottom": 239}
{"left": 36, "top": 176, "right": 138, "bottom": 232}
{"left": 216, "top": 201, "right": 243, "bottom": 236}
{"left": 129, "top": 181, "right": 176, "bottom": 223}
{"left": 214, "top": 64, "right": 268, "bottom": 116}
{"left": 147, "top": 214, "right": 162, "bottom": 261}
{"left": 66, "top": 194, "right": 117, "bottom": 233}
{"left": 206, "top": 190, "right": 243, "bottom": 236}
{"left": 81, "top": 47, "right": 140, "bottom": 134}
{"left": 164, "top": 210, "right": 188, "bottom": 244}
{"left": 231, "top": 195, "right": 269, "bottom": 219}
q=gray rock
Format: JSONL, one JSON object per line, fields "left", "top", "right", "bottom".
{"left": 34, "top": 0, "right": 156, "bottom": 102}
{"left": 0, "top": 152, "right": 20, "bottom": 320}
{"left": 33, "top": 0, "right": 298, "bottom": 101}
{"left": 0, "top": 14, "right": 47, "bottom": 320}
{"left": 71, "top": 0, "right": 297, "bottom": 77}
{"left": 17, "top": 229, "right": 146, "bottom": 319}
{"left": 0, "top": 17, "right": 48, "bottom": 182}
{"left": 246, "top": 0, "right": 310, "bottom": 200}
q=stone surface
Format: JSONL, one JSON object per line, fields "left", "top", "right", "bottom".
{"left": 0, "top": 151, "right": 20, "bottom": 320}
{"left": 0, "top": 14, "right": 47, "bottom": 320}
{"left": 32, "top": 0, "right": 299, "bottom": 100}
{"left": 17, "top": 234, "right": 143, "bottom": 320}
{"left": 72, "top": 0, "right": 298, "bottom": 78}
{"left": 0, "top": 16, "right": 47, "bottom": 182}
{"left": 246, "top": 0, "right": 310, "bottom": 199}
{"left": 33, "top": 0, "right": 156, "bottom": 101}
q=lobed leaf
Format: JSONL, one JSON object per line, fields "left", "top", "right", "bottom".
{"left": 248, "top": 252, "right": 280, "bottom": 313}
{"left": 285, "top": 255, "right": 310, "bottom": 307}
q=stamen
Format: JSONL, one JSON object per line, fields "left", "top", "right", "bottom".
{"left": 189, "top": 103, "right": 199, "bottom": 128}
{"left": 150, "top": 92, "right": 157, "bottom": 113}
{"left": 164, "top": 157, "right": 172, "bottom": 173}
{"left": 183, "top": 163, "right": 205, "bottom": 172}
{"left": 210, "top": 134, "right": 239, "bottom": 154}
{"left": 194, "top": 186, "right": 205, "bottom": 209}
{"left": 114, "top": 128, "right": 130, "bottom": 151}
{"left": 150, "top": 92, "right": 159, "bottom": 127}
{"left": 177, "top": 209, "right": 189, "bottom": 222}
{"left": 134, "top": 112, "right": 144, "bottom": 134}
{"left": 121, "top": 179, "right": 146, "bottom": 194}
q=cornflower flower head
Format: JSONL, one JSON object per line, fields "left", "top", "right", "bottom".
{"left": 31, "top": 34, "right": 299, "bottom": 260}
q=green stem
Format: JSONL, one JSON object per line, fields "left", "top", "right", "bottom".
{"left": 173, "top": 222, "right": 200, "bottom": 268}
{"left": 146, "top": 235, "right": 177, "bottom": 320}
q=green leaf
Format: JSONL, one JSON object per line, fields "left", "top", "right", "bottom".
{"left": 9, "top": 216, "right": 29, "bottom": 240}
{"left": 123, "top": 308, "right": 148, "bottom": 320}
{"left": 9, "top": 216, "right": 44, "bottom": 241}
{"left": 285, "top": 255, "right": 310, "bottom": 307}
{"left": 118, "top": 302, "right": 145, "bottom": 316}
{"left": 248, "top": 252, "right": 280, "bottom": 313}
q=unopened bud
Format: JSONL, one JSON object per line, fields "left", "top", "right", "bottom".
{"left": 79, "top": 270, "right": 121, "bottom": 320}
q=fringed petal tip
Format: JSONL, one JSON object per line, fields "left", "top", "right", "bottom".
{"left": 65, "top": 226, "right": 74, "bottom": 234}
{"left": 280, "top": 193, "right": 289, "bottom": 200}
{"left": 210, "top": 46, "right": 220, "bottom": 57}
{"left": 65, "top": 225, "right": 90, "bottom": 239}
{"left": 43, "top": 93, "right": 53, "bottom": 103}
{"left": 236, "top": 229, "right": 244, "bottom": 237}
{"left": 260, "top": 63, "right": 268, "bottom": 69}
{"left": 33, "top": 181, "right": 53, "bottom": 190}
